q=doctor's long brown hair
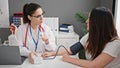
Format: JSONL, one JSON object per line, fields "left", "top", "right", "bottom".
{"left": 86, "top": 7, "right": 118, "bottom": 59}
{"left": 23, "top": 3, "right": 42, "bottom": 23}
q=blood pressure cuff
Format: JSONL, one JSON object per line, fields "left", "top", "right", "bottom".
{"left": 70, "top": 42, "right": 86, "bottom": 59}
{"left": 70, "top": 42, "right": 84, "bottom": 55}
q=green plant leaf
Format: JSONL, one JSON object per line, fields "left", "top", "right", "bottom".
{"left": 75, "top": 12, "right": 87, "bottom": 23}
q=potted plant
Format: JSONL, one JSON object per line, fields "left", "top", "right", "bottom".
{"left": 75, "top": 12, "right": 87, "bottom": 23}
{"left": 75, "top": 12, "right": 88, "bottom": 35}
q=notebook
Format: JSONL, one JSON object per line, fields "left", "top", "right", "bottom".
{"left": 0, "top": 46, "right": 24, "bottom": 65}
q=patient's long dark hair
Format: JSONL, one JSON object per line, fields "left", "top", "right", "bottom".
{"left": 86, "top": 7, "right": 118, "bottom": 59}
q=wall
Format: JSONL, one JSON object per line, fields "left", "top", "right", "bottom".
{"left": 9, "top": 0, "right": 100, "bottom": 37}
{"left": 100, "top": 0, "right": 113, "bottom": 11}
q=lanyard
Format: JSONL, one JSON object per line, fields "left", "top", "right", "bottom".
{"left": 30, "top": 26, "right": 40, "bottom": 52}
{"left": 24, "top": 24, "right": 44, "bottom": 51}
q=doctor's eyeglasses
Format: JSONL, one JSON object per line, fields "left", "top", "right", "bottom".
{"left": 31, "top": 11, "right": 45, "bottom": 18}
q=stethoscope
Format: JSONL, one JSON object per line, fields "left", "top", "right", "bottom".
{"left": 23, "top": 23, "right": 44, "bottom": 52}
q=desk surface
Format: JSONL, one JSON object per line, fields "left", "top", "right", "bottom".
{"left": 0, "top": 56, "right": 81, "bottom": 68}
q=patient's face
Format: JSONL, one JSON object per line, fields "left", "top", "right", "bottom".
{"left": 86, "top": 13, "right": 90, "bottom": 31}
{"left": 86, "top": 18, "right": 89, "bottom": 31}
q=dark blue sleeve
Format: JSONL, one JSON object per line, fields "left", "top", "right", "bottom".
{"left": 70, "top": 42, "right": 84, "bottom": 55}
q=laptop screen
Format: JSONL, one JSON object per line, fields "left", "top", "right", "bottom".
{"left": 0, "top": 46, "right": 22, "bottom": 65}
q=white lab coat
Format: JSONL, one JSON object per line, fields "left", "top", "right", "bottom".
{"left": 14, "top": 23, "right": 57, "bottom": 57}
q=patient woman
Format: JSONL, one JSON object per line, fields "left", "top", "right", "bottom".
{"left": 10, "top": 3, "right": 57, "bottom": 64}
{"left": 42, "top": 7, "right": 120, "bottom": 68}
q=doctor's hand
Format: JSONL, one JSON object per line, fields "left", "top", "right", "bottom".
{"left": 28, "top": 51, "right": 38, "bottom": 64}
{"left": 41, "top": 52, "right": 53, "bottom": 58}
{"left": 41, "top": 35, "right": 49, "bottom": 45}
{"left": 10, "top": 24, "right": 17, "bottom": 34}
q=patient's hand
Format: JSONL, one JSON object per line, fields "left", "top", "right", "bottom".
{"left": 62, "top": 54, "right": 71, "bottom": 62}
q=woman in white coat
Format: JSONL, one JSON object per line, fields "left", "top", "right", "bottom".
{"left": 12, "top": 3, "right": 56, "bottom": 64}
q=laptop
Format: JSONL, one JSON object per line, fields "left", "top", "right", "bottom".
{"left": 0, "top": 46, "right": 25, "bottom": 65}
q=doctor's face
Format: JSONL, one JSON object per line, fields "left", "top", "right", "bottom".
{"left": 29, "top": 8, "right": 44, "bottom": 25}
